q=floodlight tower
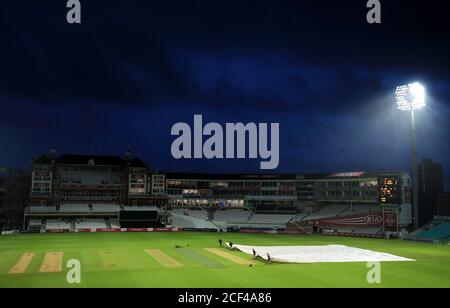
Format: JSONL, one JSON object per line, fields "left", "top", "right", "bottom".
{"left": 395, "top": 82, "right": 426, "bottom": 229}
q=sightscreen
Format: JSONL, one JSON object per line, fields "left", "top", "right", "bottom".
{"left": 119, "top": 210, "right": 163, "bottom": 228}
{"left": 119, "top": 210, "right": 158, "bottom": 221}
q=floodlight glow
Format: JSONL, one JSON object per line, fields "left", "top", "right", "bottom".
{"left": 395, "top": 82, "right": 426, "bottom": 111}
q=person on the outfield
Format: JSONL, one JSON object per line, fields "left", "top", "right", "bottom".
{"left": 218, "top": 239, "right": 223, "bottom": 247}
{"left": 267, "top": 253, "right": 271, "bottom": 264}
{"left": 252, "top": 249, "right": 257, "bottom": 259}
{"left": 229, "top": 241, "right": 233, "bottom": 250}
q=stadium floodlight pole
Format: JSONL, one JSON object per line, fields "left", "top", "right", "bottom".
{"left": 395, "top": 82, "right": 426, "bottom": 229}
{"left": 410, "top": 108, "right": 418, "bottom": 229}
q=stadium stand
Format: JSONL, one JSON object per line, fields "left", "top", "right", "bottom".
{"left": 301, "top": 205, "right": 349, "bottom": 220}
{"left": 213, "top": 211, "right": 289, "bottom": 230}
{"left": 60, "top": 203, "right": 91, "bottom": 213}
{"left": 291, "top": 204, "right": 380, "bottom": 223}
{"left": 92, "top": 203, "right": 120, "bottom": 213}
{"left": 28, "top": 219, "right": 43, "bottom": 232}
{"left": 249, "top": 214, "right": 294, "bottom": 224}
{"left": 340, "top": 205, "right": 379, "bottom": 216}
{"left": 172, "top": 208, "right": 209, "bottom": 220}
{"left": 29, "top": 206, "right": 56, "bottom": 213}
{"left": 171, "top": 212, "right": 219, "bottom": 230}
{"left": 213, "top": 209, "right": 252, "bottom": 222}
{"left": 291, "top": 212, "right": 311, "bottom": 221}
{"left": 28, "top": 219, "right": 42, "bottom": 225}
{"left": 284, "top": 204, "right": 386, "bottom": 237}
{"left": 75, "top": 219, "right": 107, "bottom": 229}
{"left": 226, "top": 222, "right": 285, "bottom": 230}
{"left": 46, "top": 219, "right": 71, "bottom": 230}
{"left": 412, "top": 220, "right": 450, "bottom": 240}
{"left": 168, "top": 203, "right": 384, "bottom": 235}
{"left": 123, "top": 206, "right": 159, "bottom": 211}
{"left": 109, "top": 218, "right": 121, "bottom": 228}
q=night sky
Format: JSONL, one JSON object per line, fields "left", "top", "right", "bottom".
{"left": 0, "top": 1, "right": 449, "bottom": 189}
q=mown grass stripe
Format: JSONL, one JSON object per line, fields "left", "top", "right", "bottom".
{"left": 176, "top": 248, "right": 224, "bottom": 268}
{"left": 204, "top": 248, "right": 254, "bottom": 265}
{"left": 145, "top": 249, "right": 183, "bottom": 268}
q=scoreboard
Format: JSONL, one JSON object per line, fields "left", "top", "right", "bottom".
{"left": 378, "top": 175, "right": 402, "bottom": 205}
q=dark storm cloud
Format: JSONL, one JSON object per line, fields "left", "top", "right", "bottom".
{"left": 0, "top": 1, "right": 197, "bottom": 104}
{"left": 1, "top": 0, "right": 449, "bottom": 107}
{"left": 185, "top": 67, "right": 387, "bottom": 115}
{"left": 170, "top": 49, "right": 404, "bottom": 116}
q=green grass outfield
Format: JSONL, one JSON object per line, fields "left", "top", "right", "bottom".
{"left": 0, "top": 232, "right": 449, "bottom": 288}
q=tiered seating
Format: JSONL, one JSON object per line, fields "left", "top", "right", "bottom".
{"left": 60, "top": 204, "right": 90, "bottom": 213}
{"left": 46, "top": 219, "right": 71, "bottom": 230}
{"left": 414, "top": 222, "right": 450, "bottom": 240}
{"left": 75, "top": 219, "right": 107, "bottom": 229}
{"left": 304, "top": 205, "right": 349, "bottom": 220}
{"left": 109, "top": 219, "right": 121, "bottom": 228}
{"left": 340, "top": 205, "right": 379, "bottom": 216}
{"left": 172, "top": 209, "right": 208, "bottom": 220}
{"left": 29, "top": 219, "right": 42, "bottom": 225}
{"left": 29, "top": 206, "right": 56, "bottom": 213}
{"left": 92, "top": 204, "right": 120, "bottom": 212}
{"left": 123, "top": 206, "right": 159, "bottom": 211}
{"left": 249, "top": 214, "right": 294, "bottom": 224}
{"left": 292, "top": 212, "right": 310, "bottom": 221}
{"left": 171, "top": 208, "right": 185, "bottom": 214}
{"left": 171, "top": 213, "right": 218, "bottom": 230}
{"left": 214, "top": 209, "right": 251, "bottom": 222}
{"left": 172, "top": 209, "right": 295, "bottom": 229}
{"left": 28, "top": 219, "right": 43, "bottom": 232}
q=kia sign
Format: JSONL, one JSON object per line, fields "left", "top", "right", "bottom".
{"left": 364, "top": 215, "right": 383, "bottom": 225}
{"left": 307, "top": 213, "right": 384, "bottom": 228}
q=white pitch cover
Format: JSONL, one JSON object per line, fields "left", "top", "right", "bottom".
{"left": 230, "top": 244, "right": 415, "bottom": 263}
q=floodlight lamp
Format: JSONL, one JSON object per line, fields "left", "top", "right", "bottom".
{"left": 396, "top": 82, "right": 426, "bottom": 111}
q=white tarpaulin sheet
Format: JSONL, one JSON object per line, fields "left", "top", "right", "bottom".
{"left": 230, "top": 244, "right": 415, "bottom": 263}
